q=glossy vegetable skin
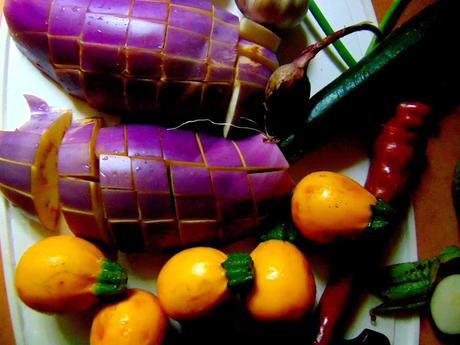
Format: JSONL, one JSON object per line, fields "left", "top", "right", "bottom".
{"left": 15, "top": 235, "right": 127, "bottom": 314}
{"left": 235, "top": 0, "right": 310, "bottom": 30}
{"left": 246, "top": 239, "right": 316, "bottom": 321}
{"left": 313, "top": 102, "right": 432, "bottom": 345}
{"left": 291, "top": 171, "right": 378, "bottom": 243}
{"left": 0, "top": 95, "right": 71, "bottom": 230}
{"left": 0, "top": 96, "right": 292, "bottom": 252}
{"left": 365, "top": 102, "right": 432, "bottom": 202}
{"left": 280, "top": 1, "right": 453, "bottom": 341}
{"left": 94, "top": 124, "right": 292, "bottom": 252}
{"left": 156, "top": 247, "right": 230, "bottom": 320}
{"left": 90, "top": 289, "right": 168, "bottom": 345}
{"left": 369, "top": 245, "right": 460, "bottom": 316}
{"left": 58, "top": 118, "right": 112, "bottom": 245}
{"left": 157, "top": 239, "right": 316, "bottom": 322}
{"left": 279, "top": 0, "right": 459, "bottom": 162}
{"left": 265, "top": 23, "right": 380, "bottom": 140}
{"left": 4, "top": 0, "right": 280, "bottom": 137}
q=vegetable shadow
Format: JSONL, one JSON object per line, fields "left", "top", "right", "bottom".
{"left": 276, "top": 22, "right": 310, "bottom": 65}
{"left": 55, "top": 308, "right": 95, "bottom": 345}
{"left": 121, "top": 251, "right": 172, "bottom": 281}
{"left": 163, "top": 299, "right": 318, "bottom": 345}
{"left": 288, "top": 127, "right": 369, "bottom": 183}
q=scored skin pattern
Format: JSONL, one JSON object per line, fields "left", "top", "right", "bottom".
{"left": 5, "top": 0, "right": 279, "bottom": 132}
{"left": 0, "top": 97, "right": 292, "bottom": 253}
{"left": 95, "top": 125, "right": 292, "bottom": 252}
{"left": 57, "top": 119, "right": 113, "bottom": 245}
{"left": 0, "top": 96, "right": 67, "bottom": 219}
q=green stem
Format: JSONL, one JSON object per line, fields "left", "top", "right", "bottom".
{"left": 260, "top": 222, "right": 298, "bottom": 243}
{"left": 367, "top": 198, "right": 397, "bottom": 231}
{"left": 366, "top": 0, "right": 412, "bottom": 54}
{"left": 222, "top": 252, "right": 254, "bottom": 290}
{"left": 93, "top": 258, "right": 128, "bottom": 296}
{"left": 309, "top": 0, "right": 357, "bottom": 67}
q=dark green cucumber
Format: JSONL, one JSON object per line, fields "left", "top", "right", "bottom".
{"left": 281, "top": 0, "right": 460, "bottom": 162}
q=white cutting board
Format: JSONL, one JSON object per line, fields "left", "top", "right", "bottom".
{"left": 0, "top": 1, "right": 419, "bottom": 344}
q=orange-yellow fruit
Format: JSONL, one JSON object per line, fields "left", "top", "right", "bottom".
{"left": 90, "top": 289, "right": 168, "bottom": 345}
{"left": 291, "top": 171, "right": 377, "bottom": 243}
{"left": 156, "top": 247, "right": 229, "bottom": 320}
{"left": 15, "top": 235, "right": 127, "bottom": 313}
{"left": 246, "top": 239, "right": 316, "bottom": 321}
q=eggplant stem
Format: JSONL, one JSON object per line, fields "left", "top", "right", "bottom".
{"left": 294, "top": 22, "right": 383, "bottom": 69}
{"left": 309, "top": 1, "right": 381, "bottom": 67}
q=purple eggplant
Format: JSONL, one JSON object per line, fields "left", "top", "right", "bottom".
{"left": 0, "top": 95, "right": 72, "bottom": 230}
{"left": 57, "top": 118, "right": 113, "bottom": 245}
{"left": 4, "top": 0, "right": 281, "bottom": 137}
{"left": 1, "top": 96, "right": 292, "bottom": 252}
{"left": 94, "top": 124, "right": 292, "bottom": 252}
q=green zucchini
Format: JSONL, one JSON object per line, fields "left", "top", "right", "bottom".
{"left": 281, "top": 0, "right": 460, "bottom": 162}
{"left": 369, "top": 245, "right": 460, "bottom": 316}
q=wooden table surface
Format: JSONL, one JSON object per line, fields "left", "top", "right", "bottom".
{"left": 0, "top": 1, "right": 458, "bottom": 345}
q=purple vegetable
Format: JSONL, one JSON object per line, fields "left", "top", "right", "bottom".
{"left": 1, "top": 96, "right": 292, "bottom": 252}
{"left": 0, "top": 95, "right": 72, "bottom": 230}
{"left": 96, "top": 125, "right": 292, "bottom": 252}
{"left": 58, "top": 118, "right": 112, "bottom": 245}
{"left": 4, "top": 0, "right": 280, "bottom": 137}
{"left": 58, "top": 118, "right": 101, "bottom": 176}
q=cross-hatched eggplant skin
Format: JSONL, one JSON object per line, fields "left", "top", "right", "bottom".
{"left": 0, "top": 95, "right": 72, "bottom": 230}
{"left": 0, "top": 96, "right": 292, "bottom": 252}
{"left": 58, "top": 119, "right": 113, "bottom": 246}
{"left": 4, "top": 0, "right": 280, "bottom": 137}
{"left": 95, "top": 125, "right": 292, "bottom": 252}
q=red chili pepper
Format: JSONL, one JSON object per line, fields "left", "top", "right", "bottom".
{"left": 312, "top": 102, "right": 432, "bottom": 345}
{"left": 365, "top": 102, "right": 432, "bottom": 202}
